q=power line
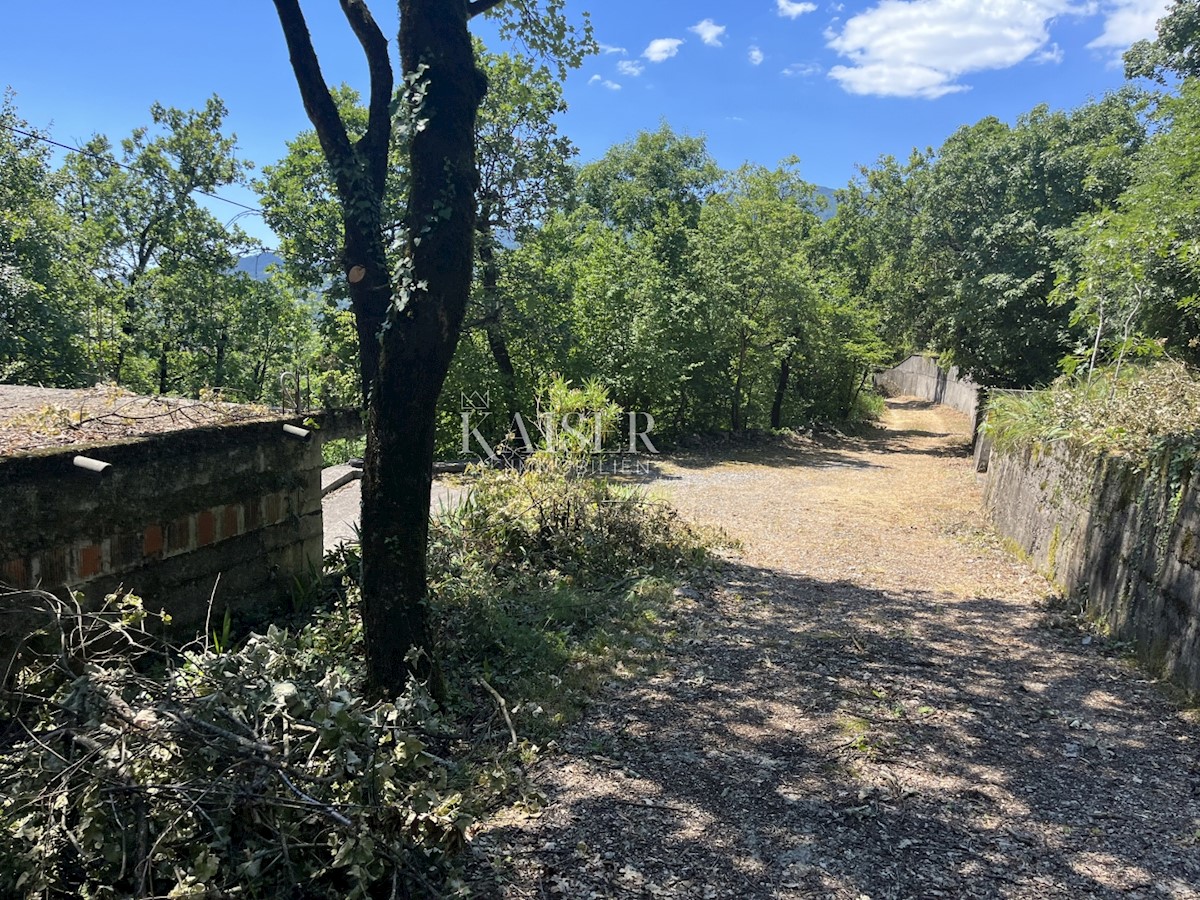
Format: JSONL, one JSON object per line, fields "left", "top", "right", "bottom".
{"left": 1, "top": 121, "right": 263, "bottom": 215}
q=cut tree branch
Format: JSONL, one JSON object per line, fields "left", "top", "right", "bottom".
{"left": 338, "top": 0, "right": 393, "bottom": 194}
{"left": 271, "top": 0, "right": 356, "bottom": 197}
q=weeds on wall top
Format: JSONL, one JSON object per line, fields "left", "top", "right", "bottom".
{"left": 983, "top": 361, "right": 1200, "bottom": 464}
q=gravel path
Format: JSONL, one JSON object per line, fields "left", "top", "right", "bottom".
{"left": 322, "top": 478, "right": 465, "bottom": 553}
{"left": 469, "top": 398, "right": 1200, "bottom": 899}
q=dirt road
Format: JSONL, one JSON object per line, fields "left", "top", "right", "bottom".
{"left": 471, "top": 399, "right": 1200, "bottom": 899}
{"left": 322, "top": 478, "right": 464, "bottom": 553}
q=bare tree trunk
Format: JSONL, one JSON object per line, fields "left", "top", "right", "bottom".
{"left": 273, "top": 0, "right": 486, "bottom": 698}
{"left": 847, "top": 366, "right": 870, "bottom": 418}
{"left": 731, "top": 332, "right": 749, "bottom": 433}
{"left": 1109, "top": 292, "right": 1142, "bottom": 403}
{"left": 477, "top": 220, "right": 518, "bottom": 418}
{"left": 770, "top": 354, "right": 792, "bottom": 430}
{"left": 1087, "top": 295, "right": 1105, "bottom": 386}
{"left": 157, "top": 346, "right": 169, "bottom": 395}
{"left": 213, "top": 330, "right": 228, "bottom": 390}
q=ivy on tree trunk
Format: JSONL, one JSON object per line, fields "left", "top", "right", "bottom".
{"left": 271, "top": 0, "right": 591, "bottom": 697}
{"left": 272, "top": 0, "right": 486, "bottom": 697}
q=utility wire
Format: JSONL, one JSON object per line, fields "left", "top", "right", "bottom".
{"left": 1, "top": 121, "right": 263, "bottom": 215}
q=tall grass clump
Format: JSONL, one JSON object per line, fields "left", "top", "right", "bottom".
{"left": 429, "top": 376, "right": 715, "bottom": 735}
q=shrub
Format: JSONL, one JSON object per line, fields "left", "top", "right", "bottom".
{"left": 428, "top": 456, "right": 713, "bottom": 734}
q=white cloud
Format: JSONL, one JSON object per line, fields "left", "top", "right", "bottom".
{"left": 617, "top": 59, "right": 645, "bottom": 77}
{"left": 689, "top": 18, "right": 728, "bottom": 46}
{"left": 588, "top": 74, "right": 622, "bottom": 90}
{"left": 599, "top": 43, "right": 627, "bottom": 55}
{"left": 783, "top": 62, "right": 823, "bottom": 77}
{"left": 826, "top": 0, "right": 1084, "bottom": 99}
{"left": 1088, "top": 0, "right": 1171, "bottom": 50}
{"left": 1034, "top": 41, "right": 1065, "bottom": 63}
{"left": 749, "top": 45, "right": 765, "bottom": 65}
{"left": 828, "top": 61, "right": 969, "bottom": 98}
{"left": 777, "top": 0, "right": 818, "bottom": 18}
{"left": 643, "top": 38, "right": 685, "bottom": 62}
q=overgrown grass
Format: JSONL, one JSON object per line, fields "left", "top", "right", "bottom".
{"left": 984, "top": 361, "right": 1200, "bottom": 458}
{"left": 322, "top": 436, "right": 366, "bottom": 467}
{"left": 0, "top": 459, "right": 714, "bottom": 899}
{"left": 850, "top": 388, "right": 886, "bottom": 423}
{"left": 429, "top": 458, "right": 714, "bottom": 739}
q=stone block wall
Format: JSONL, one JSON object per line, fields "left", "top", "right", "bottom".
{"left": 985, "top": 440, "right": 1200, "bottom": 695}
{"left": 0, "top": 417, "right": 324, "bottom": 637}
{"left": 875, "top": 354, "right": 985, "bottom": 434}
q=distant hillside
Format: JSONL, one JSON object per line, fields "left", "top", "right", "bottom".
{"left": 235, "top": 252, "right": 283, "bottom": 280}
{"left": 814, "top": 186, "right": 838, "bottom": 220}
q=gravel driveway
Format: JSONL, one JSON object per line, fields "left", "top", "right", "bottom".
{"left": 469, "top": 398, "right": 1200, "bottom": 899}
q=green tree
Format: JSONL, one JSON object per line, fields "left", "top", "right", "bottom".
{"left": 691, "top": 162, "right": 822, "bottom": 431}
{"left": 257, "top": 85, "right": 405, "bottom": 409}
{"left": 1058, "top": 79, "right": 1200, "bottom": 371}
{"left": 0, "top": 90, "right": 87, "bottom": 385}
{"left": 819, "top": 151, "right": 933, "bottom": 355}
{"left": 542, "top": 126, "right": 722, "bottom": 432}
{"left": 913, "top": 93, "right": 1146, "bottom": 386}
{"left": 59, "top": 97, "right": 252, "bottom": 389}
{"left": 469, "top": 48, "right": 575, "bottom": 419}
{"left": 258, "top": 52, "right": 577, "bottom": 424}
{"left": 1125, "top": 0, "right": 1200, "bottom": 82}
{"left": 270, "top": 0, "right": 592, "bottom": 696}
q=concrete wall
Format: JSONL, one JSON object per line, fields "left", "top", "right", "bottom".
{"left": 875, "top": 355, "right": 985, "bottom": 434}
{"left": 985, "top": 440, "right": 1200, "bottom": 695}
{"left": 0, "top": 417, "right": 326, "bottom": 640}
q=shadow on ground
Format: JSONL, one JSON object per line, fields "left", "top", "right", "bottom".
{"left": 471, "top": 560, "right": 1199, "bottom": 899}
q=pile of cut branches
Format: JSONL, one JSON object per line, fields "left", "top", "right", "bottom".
{"left": 0, "top": 591, "right": 464, "bottom": 899}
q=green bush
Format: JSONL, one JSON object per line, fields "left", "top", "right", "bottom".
{"left": 849, "top": 388, "right": 886, "bottom": 423}
{"left": 428, "top": 456, "right": 713, "bottom": 733}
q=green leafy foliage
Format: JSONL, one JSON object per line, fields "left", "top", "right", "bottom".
{"left": 429, "top": 460, "right": 714, "bottom": 736}
{"left": 1056, "top": 79, "right": 1200, "bottom": 372}
{"left": 984, "top": 361, "right": 1200, "bottom": 457}
{"left": 1124, "top": 0, "right": 1200, "bottom": 83}
{"left": 453, "top": 130, "right": 888, "bottom": 448}
{"left": 0, "top": 89, "right": 318, "bottom": 403}
{"left": 913, "top": 93, "right": 1147, "bottom": 387}
{"left": 0, "top": 90, "right": 88, "bottom": 385}
{"left": 0, "top": 595, "right": 462, "bottom": 899}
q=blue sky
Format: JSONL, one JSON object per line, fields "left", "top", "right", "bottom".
{"left": 0, "top": 1, "right": 1170, "bottom": 245}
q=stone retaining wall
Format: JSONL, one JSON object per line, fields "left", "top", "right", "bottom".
{"left": 875, "top": 355, "right": 985, "bottom": 434}
{"left": 985, "top": 441, "right": 1200, "bottom": 695}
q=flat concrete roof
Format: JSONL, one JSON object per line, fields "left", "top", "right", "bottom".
{"left": 0, "top": 384, "right": 287, "bottom": 457}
